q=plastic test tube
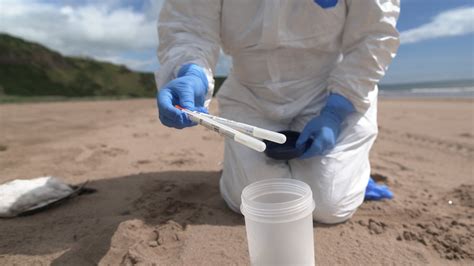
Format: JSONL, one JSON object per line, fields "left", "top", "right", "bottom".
{"left": 178, "top": 107, "right": 266, "bottom": 152}
{"left": 196, "top": 112, "right": 287, "bottom": 144}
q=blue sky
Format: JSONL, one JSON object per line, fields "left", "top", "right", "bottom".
{"left": 1, "top": 0, "right": 473, "bottom": 84}
{"left": 389, "top": 0, "right": 474, "bottom": 83}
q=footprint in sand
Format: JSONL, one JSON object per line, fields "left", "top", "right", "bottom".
{"left": 396, "top": 220, "right": 474, "bottom": 260}
{"left": 153, "top": 220, "right": 184, "bottom": 246}
{"left": 134, "top": 179, "right": 220, "bottom": 223}
{"left": 132, "top": 132, "right": 149, "bottom": 138}
{"left": 169, "top": 158, "right": 196, "bottom": 166}
{"left": 371, "top": 173, "right": 389, "bottom": 183}
{"left": 102, "top": 147, "right": 127, "bottom": 157}
{"left": 0, "top": 144, "right": 7, "bottom": 152}
{"left": 159, "top": 149, "right": 202, "bottom": 166}
{"left": 379, "top": 157, "right": 411, "bottom": 171}
{"left": 132, "top": 160, "right": 152, "bottom": 168}
{"left": 357, "top": 219, "right": 388, "bottom": 235}
{"left": 163, "top": 198, "right": 196, "bottom": 216}
{"left": 393, "top": 185, "right": 474, "bottom": 261}
{"left": 444, "top": 184, "right": 474, "bottom": 208}
{"left": 75, "top": 145, "right": 128, "bottom": 163}
{"left": 382, "top": 130, "right": 474, "bottom": 157}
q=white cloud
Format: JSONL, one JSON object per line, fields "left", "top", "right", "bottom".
{"left": 0, "top": 0, "right": 163, "bottom": 70}
{"left": 0, "top": 0, "right": 232, "bottom": 75}
{"left": 401, "top": 7, "right": 474, "bottom": 44}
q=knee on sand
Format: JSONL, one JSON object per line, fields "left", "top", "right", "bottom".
{"left": 312, "top": 202, "right": 356, "bottom": 224}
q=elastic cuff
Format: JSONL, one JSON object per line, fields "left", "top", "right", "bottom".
{"left": 327, "top": 86, "right": 372, "bottom": 113}
{"left": 322, "top": 93, "right": 356, "bottom": 122}
{"left": 174, "top": 63, "right": 215, "bottom": 108}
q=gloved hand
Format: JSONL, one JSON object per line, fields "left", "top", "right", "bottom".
{"left": 364, "top": 177, "right": 393, "bottom": 200}
{"left": 297, "top": 93, "right": 355, "bottom": 159}
{"left": 157, "top": 63, "right": 209, "bottom": 129}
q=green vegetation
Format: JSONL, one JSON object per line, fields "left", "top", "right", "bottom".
{"left": 0, "top": 34, "right": 227, "bottom": 103}
{"left": 0, "top": 33, "right": 156, "bottom": 98}
{"left": 0, "top": 95, "right": 139, "bottom": 104}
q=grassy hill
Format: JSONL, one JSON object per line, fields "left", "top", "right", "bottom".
{"left": 0, "top": 33, "right": 156, "bottom": 98}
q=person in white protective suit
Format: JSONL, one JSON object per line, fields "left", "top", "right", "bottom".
{"left": 155, "top": 0, "right": 400, "bottom": 224}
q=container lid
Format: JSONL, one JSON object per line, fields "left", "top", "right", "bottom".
{"left": 240, "top": 178, "right": 315, "bottom": 223}
{"left": 263, "top": 131, "right": 312, "bottom": 160}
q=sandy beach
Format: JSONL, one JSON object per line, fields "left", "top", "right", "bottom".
{"left": 0, "top": 98, "right": 473, "bottom": 265}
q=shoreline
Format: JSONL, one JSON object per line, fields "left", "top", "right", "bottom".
{"left": 379, "top": 96, "right": 474, "bottom": 101}
{"left": 1, "top": 94, "right": 473, "bottom": 106}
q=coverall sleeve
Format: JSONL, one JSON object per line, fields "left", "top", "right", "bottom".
{"left": 155, "top": 0, "right": 222, "bottom": 104}
{"left": 327, "top": 0, "right": 400, "bottom": 112}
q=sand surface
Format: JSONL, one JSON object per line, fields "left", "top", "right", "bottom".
{"left": 0, "top": 98, "right": 473, "bottom": 265}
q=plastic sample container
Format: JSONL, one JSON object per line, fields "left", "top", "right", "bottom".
{"left": 263, "top": 130, "right": 313, "bottom": 160}
{"left": 241, "top": 178, "right": 316, "bottom": 266}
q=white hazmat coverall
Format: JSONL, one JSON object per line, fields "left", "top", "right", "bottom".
{"left": 156, "top": 0, "right": 400, "bottom": 224}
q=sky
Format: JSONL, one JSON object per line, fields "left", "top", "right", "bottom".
{"left": 0, "top": 0, "right": 473, "bottom": 84}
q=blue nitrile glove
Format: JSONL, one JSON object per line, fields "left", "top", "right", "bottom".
{"left": 364, "top": 177, "right": 393, "bottom": 200}
{"left": 157, "top": 63, "right": 209, "bottom": 129}
{"left": 297, "top": 93, "right": 356, "bottom": 159}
